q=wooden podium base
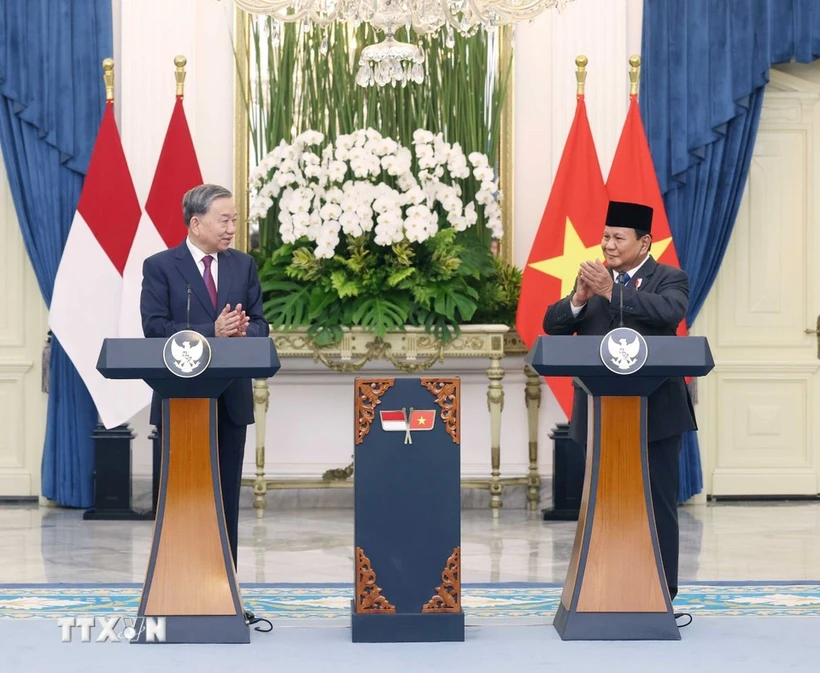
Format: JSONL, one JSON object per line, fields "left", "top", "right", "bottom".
{"left": 135, "top": 398, "right": 248, "bottom": 644}
{"left": 555, "top": 396, "right": 679, "bottom": 641}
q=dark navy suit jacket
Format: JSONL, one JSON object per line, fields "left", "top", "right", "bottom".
{"left": 542, "top": 256, "right": 697, "bottom": 445}
{"left": 140, "top": 241, "right": 269, "bottom": 427}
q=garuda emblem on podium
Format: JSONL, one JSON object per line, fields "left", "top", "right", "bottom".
{"left": 600, "top": 327, "right": 648, "bottom": 375}
{"left": 163, "top": 330, "right": 212, "bottom": 378}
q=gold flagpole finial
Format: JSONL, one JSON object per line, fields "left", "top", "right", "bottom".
{"left": 575, "top": 55, "right": 588, "bottom": 96}
{"left": 102, "top": 58, "right": 115, "bottom": 102}
{"left": 174, "top": 55, "right": 187, "bottom": 97}
{"left": 629, "top": 55, "right": 641, "bottom": 96}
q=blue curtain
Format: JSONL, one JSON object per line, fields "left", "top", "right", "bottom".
{"left": 0, "top": 0, "right": 112, "bottom": 507}
{"left": 641, "top": 0, "right": 820, "bottom": 502}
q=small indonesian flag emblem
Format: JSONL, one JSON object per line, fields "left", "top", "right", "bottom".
{"left": 379, "top": 409, "right": 436, "bottom": 444}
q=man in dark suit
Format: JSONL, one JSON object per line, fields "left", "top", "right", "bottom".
{"left": 543, "top": 200, "right": 696, "bottom": 609}
{"left": 140, "top": 183, "right": 269, "bottom": 573}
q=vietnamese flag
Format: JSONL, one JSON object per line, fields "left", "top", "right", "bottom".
{"left": 409, "top": 410, "right": 436, "bottom": 431}
{"left": 606, "top": 94, "right": 687, "bottom": 338}
{"left": 515, "top": 93, "right": 609, "bottom": 417}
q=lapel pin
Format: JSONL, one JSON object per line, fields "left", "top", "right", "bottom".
{"left": 635, "top": 278, "right": 643, "bottom": 290}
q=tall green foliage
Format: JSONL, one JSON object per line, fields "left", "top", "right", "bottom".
{"left": 246, "top": 21, "right": 512, "bottom": 252}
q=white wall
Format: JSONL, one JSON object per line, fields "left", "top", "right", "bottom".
{"left": 113, "top": 0, "right": 644, "bottom": 497}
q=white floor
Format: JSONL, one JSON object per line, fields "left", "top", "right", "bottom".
{"left": 2, "top": 500, "right": 819, "bottom": 585}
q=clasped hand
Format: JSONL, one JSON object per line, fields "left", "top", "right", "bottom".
{"left": 215, "top": 304, "right": 250, "bottom": 337}
{"left": 571, "top": 260, "right": 614, "bottom": 306}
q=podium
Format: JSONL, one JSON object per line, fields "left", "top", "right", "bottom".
{"left": 97, "top": 334, "right": 280, "bottom": 644}
{"left": 527, "top": 332, "right": 713, "bottom": 640}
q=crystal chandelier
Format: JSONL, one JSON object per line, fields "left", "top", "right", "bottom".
{"left": 233, "top": 0, "right": 575, "bottom": 86}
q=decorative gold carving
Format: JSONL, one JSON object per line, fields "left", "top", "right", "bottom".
{"left": 420, "top": 378, "right": 460, "bottom": 445}
{"left": 421, "top": 547, "right": 461, "bottom": 613}
{"left": 503, "top": 330, "right": 529, "bottom": 354}
{"left": 356, "top": 547, "right": 396, "bottom": 613}
{"left": 416, "top": 335, "right": 485, "bottom": 353}
{"left": 322, "top": 459, "right": 353, "bottom": 482}
{"left": 277, "top": 335, "right": 444, "bottom": 373}
{"left": 355, "top": 378, "right": 395, "bottom": 445}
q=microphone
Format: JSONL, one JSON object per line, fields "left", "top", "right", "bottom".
{"left": 186, "top": 284, "right": 192, "bottom": 330}
{"left": 619, "top": 280, "right": 624, "bottom": 328}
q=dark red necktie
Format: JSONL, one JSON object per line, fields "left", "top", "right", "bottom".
{"left": 202, "top": 255, "right": 217, "bottom": 308}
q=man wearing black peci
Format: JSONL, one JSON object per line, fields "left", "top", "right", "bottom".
{"left": 542, "top": 200, "right": 696, "bottom": 619}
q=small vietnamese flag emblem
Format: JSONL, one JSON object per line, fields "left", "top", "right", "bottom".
{"left": 379, "top": 408, "right": 436, "bottom": 443}
{"left": 409, "top": 410, "right": 435, "bottom": 431}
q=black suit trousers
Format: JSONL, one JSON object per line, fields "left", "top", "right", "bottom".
{"left": 156, "top": 400, "right": 247, "bottom": 570}
{"left": 648, "top": 435, "right": 682, "bottom": 601}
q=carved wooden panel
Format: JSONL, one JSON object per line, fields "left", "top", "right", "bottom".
{"left": 354, "top": 379, "right": 395, "bottom": 445}
{"left": 421, "top": 547, "right": 461, "bottom": 613}
{"left": 420, "top": 378, "right": 460, "bottom": 444}
{"left": 0, "top": 373, "right": 25, "bottom": 469}
{"left": 355, "top": 547, "right": 396, "bottom": 613}
{"left": 717, "top": 129, "right": 809, "bottom": 350}
{"left": 0, "top": 172, "right": 25, "bottom": 348}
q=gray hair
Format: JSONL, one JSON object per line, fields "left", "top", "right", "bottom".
{"left": 182, "top": 184, "right": 233, "bottom": 226}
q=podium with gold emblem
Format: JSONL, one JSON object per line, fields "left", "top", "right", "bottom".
{"left": 527, "top": 330, "right": 713, "bottom": 640}
{"left": 97, "top": 333, "right": 280, "bottom": 644}
{"left": 351, "top": 376, "right": 464, "bottom": 643}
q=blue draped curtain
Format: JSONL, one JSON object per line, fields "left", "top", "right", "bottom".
{"left": 0, "top": 0, "right": 112, "bottom": 507}
{"left": 641, "top": 0, "right": 820, "bottom": 502}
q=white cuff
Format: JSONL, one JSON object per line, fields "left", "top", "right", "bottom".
{"left": 570, "top": 301, "right": 586, "bottom": 317}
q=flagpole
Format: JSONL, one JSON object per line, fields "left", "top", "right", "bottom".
{"left": 576, "top": 54, "right": 587, "bottom": 96}
{"left": 102, "top": 58, "right": 115, "bottom": 102}
{"left": 174, "top": 55, "right": 187, "bottom": 97}
{"left": 629, "top": 55, "right": 640, "bottom": 98}
{"left": 539, "top": 54, "right": 594, "bottom": 524}
{"left": 83, "top": 57, "right": 148, "bottom": 522}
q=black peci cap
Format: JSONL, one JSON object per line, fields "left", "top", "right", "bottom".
{"left": 605, "top": 200, "right": 653, "bottom": 233}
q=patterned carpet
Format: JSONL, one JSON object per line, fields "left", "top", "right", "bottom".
{"left": 1, "top": 582, "right": 819, "bottom": 622}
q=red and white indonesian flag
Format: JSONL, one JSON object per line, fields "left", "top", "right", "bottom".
{"left": 379, "top": 410, "right": 436, "bottom": 432}
{"left": 118, "top": 97, "right": 203, "bottom": 338}
{"left": 49, "top": 103, "right": 151, "bottom": 429}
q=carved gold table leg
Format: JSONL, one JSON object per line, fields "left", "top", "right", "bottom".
{"left": 486, "top": 355, "right": 505, "bottom": 517}
{"left": 525, "top": 366, "right": 542, "bottom": 510}
{"left": 252, "top": 378, "right": 270, "bottom": 518}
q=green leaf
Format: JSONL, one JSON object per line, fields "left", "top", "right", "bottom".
{"left": 263, "top": 284, "right": 312, "bottom": 328}
{"left": 330, "top": 270, "right": 361, "bottom": 298}
{"left": 308, "top": 286, "right": 338, "bottom": 319}
{"left": 351, "top": 296, "right": 410, "bottom": 336}
{"left": 287, "top": 247, "right": 323, "bottom": 281}
{"left": 386, "top": 266, "right": 416, "bottom": 287}
{"left": 307, "top": 323, "right": 344, "bottom": 347}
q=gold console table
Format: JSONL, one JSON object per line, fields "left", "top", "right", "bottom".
{"left": 241, "top": 325, "right": 543, "bottom": 518}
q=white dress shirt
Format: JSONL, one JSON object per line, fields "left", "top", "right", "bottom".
{"left": 570, "top": 255, "right": 652, "bottom": 317}
{"left": 186, "top": 237, "right": 219, "bottom": 289}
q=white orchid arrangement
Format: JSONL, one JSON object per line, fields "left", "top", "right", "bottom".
{"left": 248, "top": 128, "right": 503, "bottom": 259}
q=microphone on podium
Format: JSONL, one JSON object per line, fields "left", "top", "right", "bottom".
{"left": 619, "top": 279, "right": 625, "bottom": 328}
{"left": 186, "top": 284, "right": 192, "bottom": 330}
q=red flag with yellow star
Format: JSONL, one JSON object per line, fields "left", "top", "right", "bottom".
{"left": 606, "top": 94, "right": 687, "bottom": 338}
{"left": 515, "top": 95, "right": 609, "bottom": 417}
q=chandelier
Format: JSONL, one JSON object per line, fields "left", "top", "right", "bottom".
{"left": 233, "top": 0, "right": 574, "bottom": 87}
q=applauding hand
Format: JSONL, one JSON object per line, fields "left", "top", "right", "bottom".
{"left": 578, "top": 260, "right": 614, "bottom": 300}
{"left": 215, "top": 304, "right": 250, "bottom": 337}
